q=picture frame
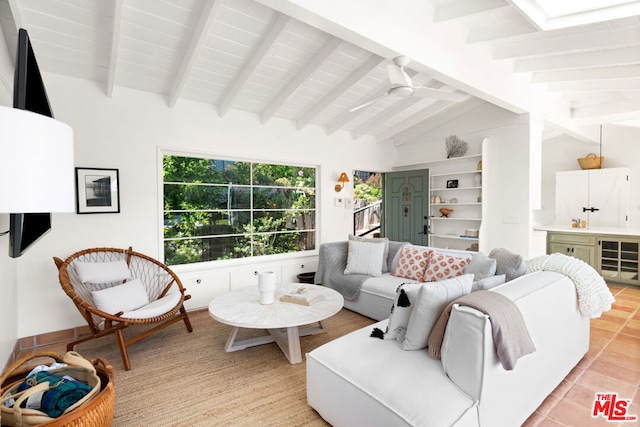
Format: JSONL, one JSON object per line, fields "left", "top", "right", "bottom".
{"left": 75, "top": 167, "right": 120, "bottom": 214}
{"left": 446, "top": 179, "right": 459, "bottom": 189}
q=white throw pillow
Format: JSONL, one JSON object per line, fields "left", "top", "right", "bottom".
{"left": 465, "top": 252, "right": 497, "bottom": 281}
{"left": 382, "top": 283, "right": 422, "bottom": 341}
{"left": 471, "top": 274, "right": 506, "bottom": 292}
{"left": 91, "top": 279, "right": 149, "bottom": 315}
{"left": 402, "top": 274, "right": 473, "bottom": 351}
{"left": 75, "top": 260, "right": 132, "bottom": 284}
{"left": 349, "top": 234, "right": 390, "bottom": 272}
{"left": 344, "top": 240, "right": 385, "bottom": 276}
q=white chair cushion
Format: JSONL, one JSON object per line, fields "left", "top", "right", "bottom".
{"left": 122, "top": 290, "right": 181, "bottom": 319}
{"left": 76, "top": 260, "right": 132, "bottom": 284}
{"left": 91, "top": 279, "right": 149, "bottom": 314}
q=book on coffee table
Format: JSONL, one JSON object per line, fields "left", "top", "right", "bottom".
{"left": 279, "top": 287, "right": 325, "bottom": 306}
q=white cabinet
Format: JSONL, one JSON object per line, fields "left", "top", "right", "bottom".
{"left": 229, "top": 264, "right": 282, "bottom": 290}
{"left": 426, "top": 154, "right": 482, "bottom": 251}
{"left": 555, "top": 168, "right": 629, "bottom": 229}
{"left": 281, "top": 258, "right": 318, "bottom": 284}
{"left": 178, "top": 270, "right": 230, "bottom": 310}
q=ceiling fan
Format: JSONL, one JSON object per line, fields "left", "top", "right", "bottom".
{"left": 349, "top": 56, "right": 468, "bottom": 112}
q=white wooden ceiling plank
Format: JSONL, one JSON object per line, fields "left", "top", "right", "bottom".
{"left": 515, "top": 46, "right": 640, "bottom": 72}
{"left": 23, "top": 1, "right": 112, "bottom": 32}
{"left": 197, "top": 42, "right": 247, "bottom": 66}
{"left": 169, "top": 0, "right": 222, "bottom": 108}
{"left": 435, "top": 0, "right": 509, "bottom": 22}
{"left": 376, "top": 100, "right": 453, "bottom": 142}
{"left": 296, "top": 54, "right": 384, "bottom": 131}
{"left": 494, "top": 25, "right": 640, "bottom": 59}
{"left": 325, "top": 77, "right": 395, "bottom": 135}
{"left": 352, "top": 97, "right": 422, "bottom": 140}
{"left": 547, "top": 78, "right": 640, "bottom": 92}
{"left": 118, "top": 49, "right": 173, "bottom": 69}
{"left": 532, "top": 65, "right": 640, "bottom": 82}
{"left": 391, "top": 98, "right": 485, "bottom": 146}
{"left": 261, "top": 37, "right": 341, "bottom": 124}
{"left": 125, "top": 0, "right": 197, "bottom": 25}
{"left": 216, "top": 0, "right": 273, "bottom": 32}
{"left": 106, "top": 0, "right": 123, "bottom": 98}
{"left": 28, "top": 41, "right": 110, "bottom": 67}
{"left": 44, "top": 60, "right": 106, "bottom": 82}
{"left": 205, "top": 29, "right": 257, "bottom": 59}
{"left": 572, "top": 97, "right": 640, "bottom": 118}
{"left": 120, "top": 36, "right": 180, "bottom": 59}
{"left": 218, "top": 13, "right": 290, "bottom": 117}
{"left": 466, "top": 19, "right": 536, "bottom": 43}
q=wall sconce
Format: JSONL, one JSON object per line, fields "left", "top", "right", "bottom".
{"left": 334, "top": 172, "right": 349, "bottom": 192}
{"left": 0, "top": 106, "right": 75, "bottom": 213}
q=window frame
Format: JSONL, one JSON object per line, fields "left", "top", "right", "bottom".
{"left": 159, "top": 149, "right": 319, "bottom": 268}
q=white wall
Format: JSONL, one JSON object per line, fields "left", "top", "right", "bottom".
{"left": 394, "top": 103, "right": 539, "bottom": 258}
{"left": 13, "top": 73, "right": 396, "bottom": 338}
{"left": 0, "top": 25, "right": 18, "bottom": 369}
{"left": 535, "top": 125, "right": 640, "bottom": 229}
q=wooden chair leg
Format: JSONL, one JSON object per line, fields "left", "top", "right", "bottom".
{"left": 181, "top": 306, "right": 193, "bottom": 333}
{"left": 115, "top": 328, "right": 131, "bottom": 371}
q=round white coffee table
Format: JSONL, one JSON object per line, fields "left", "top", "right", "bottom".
{"left": 208, "top": 284, "right": 344, "bottom": 364}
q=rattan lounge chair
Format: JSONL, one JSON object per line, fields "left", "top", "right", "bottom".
{"left": 54, "top": 247, "right": 193, "bottom": 370}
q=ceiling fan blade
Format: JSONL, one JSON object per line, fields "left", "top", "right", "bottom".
{"left": 386, "top": 63, "right": 412, "bottom": 87}
{"left": 349, "top": 92, "right": 389, "bottom": 112}
{"left": 412, "top": 86, "right": 468, "bottom": 102}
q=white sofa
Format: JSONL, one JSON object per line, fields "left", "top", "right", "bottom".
{"left": 307, "top": 270, "right": 590, "bottom": 427}
{"left": 314, "top": 240, "right": 482, "bottom": 320}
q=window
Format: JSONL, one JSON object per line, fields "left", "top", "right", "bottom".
{"left": 163, "top": 155, "right": 316, "bottom": 266}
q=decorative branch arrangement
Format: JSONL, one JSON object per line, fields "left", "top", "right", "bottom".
{"left": 445, "top": 135, "right": 468, "bottom": 158}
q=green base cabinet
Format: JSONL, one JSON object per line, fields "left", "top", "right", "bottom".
{"left": 546, "top": 231, "right": 640, "bottom": 287}
{"left": 547, "top": 232, "right": 595, "bottom": 266}
{"left": 597, "top": 237, "right": 640, "bottom": 286}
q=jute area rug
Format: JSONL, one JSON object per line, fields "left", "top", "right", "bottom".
{"left": 76, "top": 308, "right": 375, "bottom": 426}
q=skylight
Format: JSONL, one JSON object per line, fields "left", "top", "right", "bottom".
{"left": 511, "top": 0, "right": 640, "bottom": 30}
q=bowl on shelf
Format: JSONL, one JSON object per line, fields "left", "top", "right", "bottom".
{"left": 439, "top": 208, "right": 454, "bottom": 217}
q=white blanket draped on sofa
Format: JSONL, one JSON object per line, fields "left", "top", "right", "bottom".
{"left": 526, "top": 253, "right": 615, "bottom": 318}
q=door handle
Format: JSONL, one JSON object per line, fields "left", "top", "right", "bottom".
{"left": 582, "top": 206, "right": 599, "bottom": 212}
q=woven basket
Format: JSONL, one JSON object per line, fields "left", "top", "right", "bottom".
{"left": 1, "top": 352, "right": 114, "bottom": 427}
{"left": 577, "top": 153, "right": 604, "bottom": 170}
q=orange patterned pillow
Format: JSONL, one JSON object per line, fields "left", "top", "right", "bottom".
{"left": 423, "top": 252, "right": 472, "bottom": 282}
{"left": 391, "top": 247, "right": 434, "bottom": 282}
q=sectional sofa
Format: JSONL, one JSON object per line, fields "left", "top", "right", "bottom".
{"left": 307, "top": 239, "right": 602, "bottom": 426}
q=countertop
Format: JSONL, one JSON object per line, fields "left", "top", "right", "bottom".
{"left": 534, "top": 225, "right": 640, "bottom": 237}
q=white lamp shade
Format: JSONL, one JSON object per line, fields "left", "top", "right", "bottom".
{"left": 0, "top": 105, "right": 74, "bottom": 213}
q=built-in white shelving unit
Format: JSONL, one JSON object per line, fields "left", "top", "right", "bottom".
{"left": 426, "top": 154, "right": 482, "bottom": 250}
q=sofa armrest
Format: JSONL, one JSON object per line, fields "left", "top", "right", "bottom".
{"left": 315, "top": 241, "right": 348, "bottom": 285}
{"left": 440, "top": 271, "right": 590, "bottom": 427}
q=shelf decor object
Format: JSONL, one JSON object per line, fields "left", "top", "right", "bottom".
{"left": 445, "top": 135, "right": 468, "bottom": 158}
{"left": 424, "top": 151, "right": 483, "bottom": 250}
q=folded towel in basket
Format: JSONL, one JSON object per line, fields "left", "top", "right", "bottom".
{"left": 17, "top": 371, "right": 93, "bottom": 417}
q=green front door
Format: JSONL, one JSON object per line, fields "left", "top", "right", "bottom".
{"left": 383, "top": 170, "right": 429, "bottom": 246}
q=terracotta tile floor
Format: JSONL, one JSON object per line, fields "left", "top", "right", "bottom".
{"left": 7, "top": 285, "right": 640, "bottom": 426}
{"left": 524, "top": 285, "right": 640, "bottom": 427}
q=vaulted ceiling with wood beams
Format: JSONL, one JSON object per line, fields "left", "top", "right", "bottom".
{"left": 1, "top": 0, "right": 639, "bottom": 145}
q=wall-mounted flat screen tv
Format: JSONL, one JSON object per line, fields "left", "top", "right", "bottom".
{"left": 9, "top": 28, "right": 54, "bottom": 258}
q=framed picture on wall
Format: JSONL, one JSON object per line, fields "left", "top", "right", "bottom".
{"left": 446, "top": 179, "right": 459, "bottom": 189}
{"left": 75, "top": 167, "right": 120, "bottom": 214}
